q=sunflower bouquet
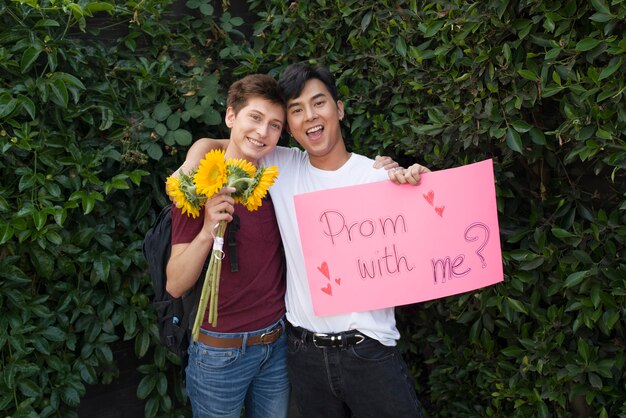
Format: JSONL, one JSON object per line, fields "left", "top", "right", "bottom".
{"left": 166, "top": 149, "right": 279, "bottom": 340}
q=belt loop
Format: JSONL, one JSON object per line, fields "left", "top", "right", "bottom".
{"left": 241, "top": 333, "right": 248, "bottom": 354}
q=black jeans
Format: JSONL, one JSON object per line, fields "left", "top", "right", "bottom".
{"left": 287, "top": 325, "right": 424, "bottom": 418}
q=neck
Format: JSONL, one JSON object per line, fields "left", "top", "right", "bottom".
{"left": 309, "top": 143, "right": 350, "bottom": 170}
{"left": 224, "top": 144, "right": 257, "bottom": 167}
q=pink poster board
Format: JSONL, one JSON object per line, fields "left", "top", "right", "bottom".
{"left": 294, "top": 159, "right": 503, "bottom": 316}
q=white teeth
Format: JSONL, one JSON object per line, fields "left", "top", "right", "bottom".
{"left": 248, "top": 138, "right": 265, "bottom": 147}
{"left": 307, "top": 126, "right": 323, "bottom": 134}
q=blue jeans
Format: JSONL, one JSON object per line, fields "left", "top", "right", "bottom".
{"left": 287, "top": 325, "right": 424, "bottom": 418}
{"left": 185, "top": 317, "right": 289, "bottom": 418}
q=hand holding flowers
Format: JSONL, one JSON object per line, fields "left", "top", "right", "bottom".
{"left": 166, "top": 149, "right": 279, "bottom": 341}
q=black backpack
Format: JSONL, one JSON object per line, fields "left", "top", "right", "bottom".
{"left": 142, "top": 204, "right": 205, "bottom": 360}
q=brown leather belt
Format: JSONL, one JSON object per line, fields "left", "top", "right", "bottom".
{"left": 197, "top": 325, "right": 283, "bottom": 348}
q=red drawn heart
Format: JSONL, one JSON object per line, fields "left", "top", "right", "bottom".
{"left": 317, "top": 261, "right": 330, "bottom": 280}
{"left": 321, "top": 283, "right": 332, "bottom": 296}
{"left": 435, "top": 206, "right": 445, "bottom": 217}
{"left": 423, "top": 190, "right": 435, "bottom": 206}
{"left": 335, "top": 278, "right": 341, "bottom": 286}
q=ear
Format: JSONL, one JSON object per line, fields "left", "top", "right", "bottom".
{"left": 337, "top": 100, "right": 345, "bottom": 121}
{"left": 225, "top": 107, "right": 236, "bottom": 128}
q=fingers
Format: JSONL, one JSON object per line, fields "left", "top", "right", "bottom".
{"left": 204, "top": 192, "right": 235, "bottom": 227}
{"left": 388, "top": 164, "right": 431, "bottom": 185}
{"left": 373, "top": 155, "right": 400, "bottom": 170}
{"left": 388, "top": 166, "right": 408, "bottom": 183}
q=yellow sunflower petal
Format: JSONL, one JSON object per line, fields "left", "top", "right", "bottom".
{"left": 166, "top": 175, "right": 202, "bottom": 218}
{"left": 244, "top": 194, "right": 263, "bottom": 211}
{"left": 252, "top": 166, "right": 279, "bottom": 200}
{"left": 181, "top": 200, "right": 201, "bottom": 218}
{"left": 195, "top": 149, "right": 227, "bottom": 197}
{"left": 226, "top": 158, "right": 256, "bottom": 178}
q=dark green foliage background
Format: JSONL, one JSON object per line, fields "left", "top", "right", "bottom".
{"left": 1, "top": 0, "right": 624, "bottom": 417}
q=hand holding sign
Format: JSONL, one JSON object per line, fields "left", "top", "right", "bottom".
{"left": 294, "top": 159, "right": 503, "bottom": 316}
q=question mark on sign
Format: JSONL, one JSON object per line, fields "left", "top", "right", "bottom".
{"left": 464, "top": 222, "right": 490, "bottom": 268}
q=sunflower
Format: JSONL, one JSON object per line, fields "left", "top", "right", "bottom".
{"left": 226, "top": 158, "right": 256, "bottom": 178}
{"left": 195, "top": 149, "right": 227, "bottom": 197}
{"left": 252, "top": 166, "right": 279, "bottom": 201}
{"left": 243, "top": 194, "right": 263, "bottom": 211}
{"left": 166, "top": 175, "right": 201, "bottom": 218}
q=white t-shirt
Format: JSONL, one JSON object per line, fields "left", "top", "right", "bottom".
{"left": 262, "top": 146, "right": 400, "bottom": 346}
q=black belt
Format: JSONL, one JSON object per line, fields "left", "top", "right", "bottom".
{"left": 289, "top": 325, "right": 367, "bottom": 348}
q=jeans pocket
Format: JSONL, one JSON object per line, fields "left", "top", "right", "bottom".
{"left": 348, "top": 338, "right": 396, "bottom": 362}
{"left": 192, "top": 343, "right": 240, "bottom": 371}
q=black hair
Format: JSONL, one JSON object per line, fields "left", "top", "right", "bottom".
{"left": 278, "top": 63, "right": 339, "bottom": 103}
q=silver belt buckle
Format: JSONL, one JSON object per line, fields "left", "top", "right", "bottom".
{"left": 312, "top": 332, "right": 335, "bottom": 348}
{"left": 259, "top": 326, "right": 280, "bottom": 344}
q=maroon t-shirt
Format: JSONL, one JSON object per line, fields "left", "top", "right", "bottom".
{"left": 171, "top": 196, "right": 286, "bottom": 333}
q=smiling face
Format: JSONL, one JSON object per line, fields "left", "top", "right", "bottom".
{"left": 286, "top": 78, "right": 348, "bottom": 170}
{"left": 225, "top": 96, "right": 285, "bottom": 165}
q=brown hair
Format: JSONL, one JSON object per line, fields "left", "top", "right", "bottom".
{"left": 226, "top": 74, "right": 284, "bottom": 114}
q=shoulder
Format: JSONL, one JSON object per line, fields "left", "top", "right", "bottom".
{"left": 261, "top": 146, "right": 307, "bottom": 167}
{"left": 346, "top": 153, "right": 388, "bottom": 181}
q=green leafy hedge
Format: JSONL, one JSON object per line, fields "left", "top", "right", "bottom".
{"left": 1, "top": 0, "right": 624, "bottom": 417}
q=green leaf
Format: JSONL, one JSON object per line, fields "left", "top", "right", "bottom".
{"left": 517, "top": 69, "right": 540, "bottom": 81}
{"left": 564, "top": 271, "right": 589, "bottom": 288}
{"left": 18, "top": 95, "right": 36, "bottom": 119}
{"left": 551, "top": 227, "right": 576, "bottom": 238}
{"left": 35, "top": 19, "right": 61, "bottom": 28}
{"left": 173, "top": 129, "right": 192, "bottom": 146}
{"left": 61, "top": 386, "right": 81, "bottom": 407}
{"left": 591, "top": 0, "right": 610, "bottom": 14}
{"left": 506, "top": 128, "right": 523, "bottom": 153}
{"left": 137, "top": 374, "right": 157, "bottom": 400}
{"left": 32, "top": 210, "right": 47, "bottom": 230}
{"left": 153, "top": 102, "right": 172, "bottom": 121}
{"left": 395, "top": 37, "right": 407, "bottom": 57}
{"left": 41, "top": 326, "right": 66, "bottom": 342}
{"left": 20, "top": 47, "right": 42, "bottom": 73}
{"left": 18, "top": 379, "right": 41, "bottom": 398}
{"left": 0, "top": 93, "right": 17, "bottom": 118}
{"left": 512, "top": 120, "right": 532, "bottom": 133}
{"left": 598, "top": 58, "right": 623, "bottom": 81}
{"left": 576, "top": 38, "right": 602, "bottom": 52}
{"left": 145, "top": 143, "right": 163, "bottom": 160}
{"left": 0, "top": 224, "right": 14, "bottom": 245}
{"left": 360, "top": 11, "right": 372, "bottom": 31}
{"left": 506, "top": 297, "right": 528, "bottom": 315}
{"left": 48, "top": 78, "right": 69, "bottom": 108}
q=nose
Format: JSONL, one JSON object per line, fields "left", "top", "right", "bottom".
{"left": 256, "top": 123, "right": 268, "bottom": 138}
{"left": 304, "top": 106, "right": 318, "bottom": 121}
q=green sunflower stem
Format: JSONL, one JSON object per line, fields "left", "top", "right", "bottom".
{"left": 191, "top": 221, "right": 228, "bottom": 340}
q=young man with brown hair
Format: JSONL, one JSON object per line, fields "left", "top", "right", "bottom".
{"left": 166, "top": 74, "right": 290, "bottom": 418}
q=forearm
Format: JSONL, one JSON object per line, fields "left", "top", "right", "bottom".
{"left": 165, "top": 233, "right": 213, "bottom": 298}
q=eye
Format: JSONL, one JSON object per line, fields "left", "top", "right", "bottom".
{"left": 271, "top": 123, "right": 282, "bottom": 130}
